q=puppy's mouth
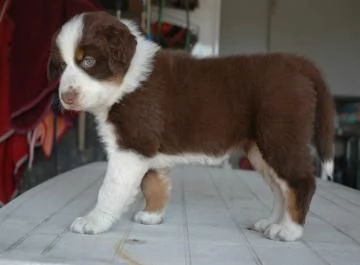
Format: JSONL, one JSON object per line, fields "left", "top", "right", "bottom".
{"left": 60, "top": 101, "right": 83, "bottom": 111}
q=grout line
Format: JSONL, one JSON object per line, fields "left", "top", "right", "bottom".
{"left": 181, "top": 176, "right": 192, "bottom": 265}
{"left": 210, "top": 170, "right": 263, "bottom": 265}
{"left": 40, "top": 198, "right": 97, "bottom": 255}
{"left": 238, "top": 174, "right": 338, "bottom": 265}
{"left": 4, "top": 176, "right": 103, "bottom": 252}
{"left": 0, "top": 165, "right": 106, "bottom": 227}
{"left": 300, "top": 241, "right": 331, "bottom": 265}
{"left": 0, "top": 177, "right": 60, "bottom": 226}
{"left": 317, "top": 184, "right": 360, "bottom": 209}
{"left": 315, "top": 190, "right": 360, "bottom": 217}
{"left": 111, "top": 198, "right": 142, "bottom": 264}
{"left": 309, "top": 211, "right": 360, "bottom": 246}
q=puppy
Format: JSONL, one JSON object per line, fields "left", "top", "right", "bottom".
{"left": 48, "top": 11, "right": 335, "bottom": 241}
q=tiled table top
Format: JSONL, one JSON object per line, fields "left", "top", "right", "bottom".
{"left": 1, "top": 162, "right": 360, "bottom": 265}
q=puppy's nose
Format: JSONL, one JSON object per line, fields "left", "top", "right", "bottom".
{"left": 61, "top": 88, "right": 78, "bottom": 105}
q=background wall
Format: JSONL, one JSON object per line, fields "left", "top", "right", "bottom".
{"left": 220, "top": 0, "right": 269, "bottom": 55}
{"left": 220, "top": 0, "right": 360, "bottom": 97}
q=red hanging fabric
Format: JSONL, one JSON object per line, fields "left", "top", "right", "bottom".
{"left": 0, "top": 0, "right": 102, "bottom": 205}
{"left": 8, "top": 0, "right": 102, "bottom": 132}
{"left": 0, "top": 0, "right": 13, "bottom": 141}
{"left": 0, "top": 0, "right": 28, "bottom": 204}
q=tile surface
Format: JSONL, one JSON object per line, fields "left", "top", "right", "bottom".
{"left": 1, "top": 162, "right": 360, "bottom": 265}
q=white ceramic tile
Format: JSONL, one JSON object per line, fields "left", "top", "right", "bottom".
{"left": 303, "top": 221, "right": 357, "bottom": 244}
{"left": 123, "top": 239, "right": 186, "bottom": 265}
{"left": 254, "top": 245, "right": 327, "bottom": 265}
{"left": 243, "top": 229, "right": 306, "bottom": 248}
{"left": 189, "top": 224, "right": 246, "bottom": 243}
{"left": 1, "top": 163, "right": 360, "bottom": 264}
{"left": 45, "top": 232, "right": 118, "bottom": 263}
{"left": 190, "top": 241, "right": 258, "bottom": 265}
{"left": 0, "top": 219, "right": 37, "bottom": 251}
{"left": 130, "top": 223, "right": 184, "bottom": 242}
{"left": 309, "top": 242, "right": 360, "bottom": 265}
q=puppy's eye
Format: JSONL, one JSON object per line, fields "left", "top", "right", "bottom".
{"left": 59, "top": 62, "right": 67, "bottom": 71}
{"left": 81, "top": 56, "right": 96, "bottom": 69}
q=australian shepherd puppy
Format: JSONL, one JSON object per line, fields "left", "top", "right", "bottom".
{"left": 48, "top": 11, "right": 335, "bottom": 241}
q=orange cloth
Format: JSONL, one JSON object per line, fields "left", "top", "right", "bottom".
{"left": 31, "top": 110, "right": 69, "bottom": 159}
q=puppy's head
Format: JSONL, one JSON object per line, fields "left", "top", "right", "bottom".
{"left": 48, "top": 11, "right": 159, "bottom": 111}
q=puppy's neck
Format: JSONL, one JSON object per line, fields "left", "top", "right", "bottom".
{"left": 90, "top": 20, "right": 160, "bottom": 120}
{"left": 106, "top": 19, "right": 160, "bottom": 106}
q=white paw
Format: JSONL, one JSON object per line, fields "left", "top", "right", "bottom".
{"left": 264, "top": 223, "right": 303, "bottom": 241}
{"left": 70, "top": 210, "right": 114, "bottom": 234}
{"left": 252, "top": 218, "right": 276, "bottom": 232}
{"left": 134, "top": 211, "right": 164, "bottom": 225}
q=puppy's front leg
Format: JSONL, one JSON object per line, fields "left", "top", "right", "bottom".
{"left": 71, "top": 150, "right": 149, "bottom": 234}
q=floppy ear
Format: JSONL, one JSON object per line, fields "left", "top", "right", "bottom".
{"left": 101, "top": 24, "right": 137, "bottom": 74}
{"left": 47, "top": 56, "right": 60, "bottom": 82}
{"left": 47, "top": 32, "right": 62, "bottom": 82}
{"left": 47, "top": 30, "right": 61, "bottom": 82}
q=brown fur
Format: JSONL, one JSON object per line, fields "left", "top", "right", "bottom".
{"left": 246, "top": 141, "right": 315, "bottom": 225}
{"left": 81, "top": 12, "right": 137, "bottom": 80}
{"left": 47, "top": 37, "right": 63, "bottom": 81}
{"left": 107, "top": 51, "right": 330, "bottom": 225}
{"left": 108, "top": 51, "right": 330, "bottom": 159}
{"left": 111, "top": 53, "right": 333, "bottom": 225}
{"left": 287, "top": 189, "right": 301, "bottom": 224}
{"left": 75, "top": 48, "right": 84, "bottom": 62}
{"left": 48, "top": 12, "right": 137, "bottom": 82}
{"left": 49, "top": 12, "right": 335, "bottom": 227}
{"left": 140, "top": 169, "right": 170, "bottom": 213}
{"left": 288, "top": 178, "right": 316, "bottom": 224}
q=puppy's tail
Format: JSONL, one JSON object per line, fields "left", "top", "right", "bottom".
{"left": 287, "top": 54, "right": 335, "bottom": 180}
{"left": 311, "top": 70, "right": 336, "bottom": 180}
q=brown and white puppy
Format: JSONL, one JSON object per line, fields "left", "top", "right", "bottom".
{"left": 48, "top": 11, "right": 335, "bottom": 241}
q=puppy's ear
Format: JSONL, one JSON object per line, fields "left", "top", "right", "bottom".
{"left": 102, "top": 23, "right": 137, "bottom": 75}
{"left": 47, "top": 56, "right": 60, "bottom": 82}
{"left": 47, "top": 32, "right": 61, "bottom": 82}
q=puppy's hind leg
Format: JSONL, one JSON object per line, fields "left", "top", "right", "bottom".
{"left": 134, "top": 168, "right": 171, "bottom": 225}
{"left": 263, "top": 173, "right": 315, "bottom": 241}
{"left": 247, "top": 143, "right": 284, "bottom": 233}
{"left": 257, "top": 144, "right": 316, "bottom": 241}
